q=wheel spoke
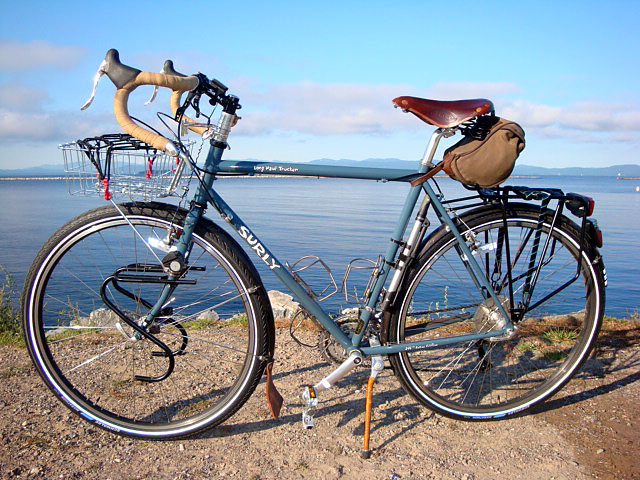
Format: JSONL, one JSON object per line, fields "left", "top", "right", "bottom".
{"left": 392, "top": 209, "right": 603, "bottom": 418}
{"left": 25, "top": 205, "right": 268, "bottom": 438}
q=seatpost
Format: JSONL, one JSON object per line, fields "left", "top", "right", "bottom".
{"left": 421, "top": 128, "right": 455, "bottom": 167}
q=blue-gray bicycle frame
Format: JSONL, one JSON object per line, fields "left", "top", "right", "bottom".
{"left": 162, "top": 141, "right": 514, "bottom": 357}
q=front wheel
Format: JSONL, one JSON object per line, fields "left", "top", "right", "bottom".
{"left": 22, "top": 202, "right": 274, "bottom": 439}
{"left": 388, "top": 206, "right": 605, "bottom": 419}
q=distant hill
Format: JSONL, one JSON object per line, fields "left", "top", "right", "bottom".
{"left": 2, "top": 160, "right": 640, "bottom": 178}
{"left": 513, "top": 164, "right": 640, "bottom": 177}
{"left": 310, "top": 159, "right": 640, "bottom": 177}
{"left": 0, "top": 164, "right": 65, "bottom": 177}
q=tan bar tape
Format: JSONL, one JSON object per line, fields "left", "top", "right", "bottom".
{"left": 113, "top": 72, "right": 199, "bottom": 152}
{"left": 170, "top": 90, "right": 207, "bottom": 135}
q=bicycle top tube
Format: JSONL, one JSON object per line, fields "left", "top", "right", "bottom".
{"left": 210, "top": 159, "right": 422, "bottom": 183}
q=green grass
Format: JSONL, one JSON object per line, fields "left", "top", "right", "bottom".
{"left": 229, "top": 313, "right": 249, "bottom": 328}
{"left": 543, "top": 327, "right": 578, "bottom": 343}
{"left": 516, "top": 341, "right": 538, "bottom": 352}
{"left": 182, "top": 316, "right": 220, "bottom": 329}
{"left": 604, "top": 312, "right": 639, "bottom": 324}
{"left": 0, "top": 267, "right": 24, "bottom": 347}
{"left": 543, "top": 351, "right": 566, "bottom": 361}
{"left": 183, "top": 312, "right": 248, "bottom": 329}
{"left": 45, "top": 326, "right": 101, "bottom": 342}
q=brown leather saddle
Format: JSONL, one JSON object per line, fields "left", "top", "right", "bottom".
{"left": 393, "top": 96, "right": 494, "bottom": 128}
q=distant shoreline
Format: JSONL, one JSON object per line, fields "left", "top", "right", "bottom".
{"left": 0, "top": 176, "right": 67, "bottom": 181}
{"left": 0, "top": 174, "right": 545, "bottom": 181}
{"left": 2, "top": 161, "right": 639, "bottom": 180}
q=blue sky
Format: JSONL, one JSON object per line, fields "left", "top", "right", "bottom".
{"left": 1, "top": 0, "right": 639, "bottom": 169}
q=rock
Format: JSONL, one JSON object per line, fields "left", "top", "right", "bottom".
{"left": 268, "top": 290, "right": 301, "bottom": 319}
{"left": 197, "top": 309, "right": 219, "bottom": 323}
{"left": 69, "top": 308, "right": 118, "bottom": 328}
{"left": 88, "top": 308, "right": 119, "bottom": 327}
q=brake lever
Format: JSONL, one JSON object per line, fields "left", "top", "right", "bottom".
{"left": 145, "top": 60, "right": 186, "bottom": 105}
{"left": 192, "top": 93, "right": 201, "bottom": 118}
{"left": 81, "top": 49, "right": 141, "bottom": 110}
{"left": 80, "top": 59, "right": 108, "bottom": 110}
{"left": 144, "top": 74, "right": 161, "bottom": 105}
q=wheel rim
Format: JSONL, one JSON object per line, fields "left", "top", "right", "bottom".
{"left": 395, "top": 215, "right": 602, "bottom": 417}
{"left": 27, "top": 213, "right": 260, "bottom": 436}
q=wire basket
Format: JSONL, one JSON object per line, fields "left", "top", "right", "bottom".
{"left": 60, "top": 134, "right": 195, "bottom": 201}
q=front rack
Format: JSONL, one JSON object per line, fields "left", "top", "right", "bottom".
{"left": 60, "top": 134, "right": 194, "bottom": 201}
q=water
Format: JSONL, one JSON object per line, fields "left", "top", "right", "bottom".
{"left": 1, "top": 174, "right": 638, "bottom": 317}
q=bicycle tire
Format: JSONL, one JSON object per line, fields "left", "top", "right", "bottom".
{"left": 387, "top": 204, "right": 605, "bottom": 419}
{"left": 22, "top": 202, "right": 274, "bottom": 439}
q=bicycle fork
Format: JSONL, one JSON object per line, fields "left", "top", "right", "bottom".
{"left": 97, "top": 199, "right": 206, "bottom": 383}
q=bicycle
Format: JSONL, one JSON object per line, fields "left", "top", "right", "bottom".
{"left": 21, "top": 49, "right": 606, "bottom": 457}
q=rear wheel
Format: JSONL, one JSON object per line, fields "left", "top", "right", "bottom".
{"left": 22, "top": 202, "right": 274, "bottom": 439}
{"left": 388, "top": 206, "right": 605, "bottom": 419}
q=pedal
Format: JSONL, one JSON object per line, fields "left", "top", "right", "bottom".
{"left": 301, "top": 386, "right": 318, "bottom": 429}
{"left": 301, "top": 351, "right": 363, "bottom": 429}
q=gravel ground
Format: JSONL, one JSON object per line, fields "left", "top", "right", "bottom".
{"left": 1, "top": 318, "right": 638, "bottom": 480}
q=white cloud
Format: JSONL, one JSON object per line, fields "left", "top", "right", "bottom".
{"left": 0, "top": 84, "right": 49, "bottom": 111}
{"left": 233, "top": 80, "right": 640, "bottom": 143}
{"left": 0, "top": 109, "right": 54, "bottom": 140}
{"left": 427, "top": 82, "right": 520, "bottom": 99}
{"left": 498, "top": 99, "right": 640, "bottom": 135}
{"left": 0, "top": 40, "right": 87, "bottom": 72}
{"left": 234, "top": 81, "right": 418, "bottom": 136}
{"left": 2, "top": 74, "right": 638, "bottom": 147}
{"left": 0, "top": 107, "right": 115, "bottom": 143}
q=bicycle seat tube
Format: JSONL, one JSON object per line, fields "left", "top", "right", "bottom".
{"left": 350, "top": 128, "right": 451, "bottom": 347}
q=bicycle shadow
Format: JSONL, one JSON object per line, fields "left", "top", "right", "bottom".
{"left": 197, "top": 321, "right": 639, "bottom": 444}
{"left": 528, "top": 323, "right": 640, "bottom": 415}
{"left": 196, "top": 363, "right": 415, "bottom": 440}
{"left": 193, "top": 358, "right": 445, "bottom": 457}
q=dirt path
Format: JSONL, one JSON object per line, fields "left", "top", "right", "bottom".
{"left": 1, "top": 319, "right": 638, "bottom": 480}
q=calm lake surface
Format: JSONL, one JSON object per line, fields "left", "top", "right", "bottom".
{"left": 1, "top": 174, "right": 638, "bottom": 317}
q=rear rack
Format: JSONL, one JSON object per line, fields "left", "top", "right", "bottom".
{"left": 431, "top": 184, "right": 601, "bottom": 321}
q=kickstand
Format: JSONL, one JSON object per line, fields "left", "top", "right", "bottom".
{"left": 361, "top": 354, "right": 384, "bottom": 459}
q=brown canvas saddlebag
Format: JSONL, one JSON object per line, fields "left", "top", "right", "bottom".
{"left": 443, "top": 117, "right": 525, "bottom": 188}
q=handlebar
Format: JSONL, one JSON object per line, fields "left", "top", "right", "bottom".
{"left": 83, "top": 49, "right": 240, "bottom": 155}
